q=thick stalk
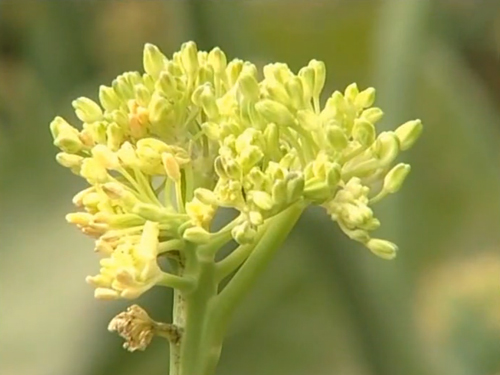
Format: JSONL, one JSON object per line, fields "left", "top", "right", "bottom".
{"left": 178, "top": 246, "right": 218, "bottom": 375}
{"left": 202, "top": 202, "right": 305, "bottom": 374}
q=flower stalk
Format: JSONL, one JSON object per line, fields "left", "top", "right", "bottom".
{"left": 50, "top": 41, "right": 422, "bottom": 374}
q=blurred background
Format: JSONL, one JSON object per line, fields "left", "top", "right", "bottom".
{"left": 1, "top": 1, "right": 500, "bottom": 375}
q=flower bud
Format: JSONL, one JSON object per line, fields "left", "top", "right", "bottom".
{"left": 383, "top": 163, "right": 411, "bottom": 194}
{"left": 285, "top": 77, "right": 305, "bottom": 109}
{"left": 226, "top": 59, "right": 243, "bottom": 87}
{"left": 72, "top": 97, "right": 103, "bottom": 123}
{"left": 366, "top": 238, "right": 398, "bottom": 260}
{"left": 272, "top": 180, "right": 287, "bottom": 205}
{"left": 352, "top": 119, "right": 376, "bottom": 147}
{"left": 92, "top": 144, "right": 120, "bottom": 169}
{"left": 238, "top": 73, "right": 260, "bottom": 101}
{"left": 286, "top": 173, "right": 305, "bottom": 202}
{"left": 162, "top": 152, "right": 181, "bottom": 182}
{"left": 344, "top": 83, "right": 359, "bottom": 103}
{"left": 255, "top": 99, "right": 295, "bottom": 126}
{"left": 395, "top": 119, "right": 423, "bottom": 151}
{"left": 134, "top": 84, "right": 151, "bottom": 108}
{"left": 80, "top": 158, "right": 109, "bottom": 184}
{"left": 198, "top": 65, "right": 214, "bottom": 85}
{"left": 106, "top": 122, "right": 124, "bottom": 151}
{"left": 148, "top": 94, "right": 171, "bottom": 124}
{"left": 250, "top": 190, "right": 274, "bottom": 211}
{"left": 309, "top": 59, "right": 326, "bottom": 99}
{"left": 361, "top": 107, "right": 384, "bottom": 124}
{"left": 56, "top": 153, "right": 84, "bottom": 170}
{"left": 50, "top": 117, "right": 83, "bottom": 154}
{"left": 326, "top": 124, "right": 348, "bottom": 152}
{"left": 155, "top": 72, "right": 178, "bottom": 97}
{"left": 194, "top": 188, "right": 217, "bottom": 205}
{"left": 375, "top": 132, "right": 400, "bottom": 166}
{"left": 208, "top": 47, "right": 227, "bottom": 74}
{"left": 231, "top": 222, "right": 257, "bottom": 245}
{"left": 298, "top": 66, "right": 314, "bottom": 102}
{"left": 143, "top": 43, "right": 165, "bottom": 79}
{"left": 99, "top": 85, "right": 121, "bottom": 111}
{"left": 180, "top": 41, "right": 199, "bottom": 76}
{"left": 355, "top": 87, "right": 376, "bottom": 109}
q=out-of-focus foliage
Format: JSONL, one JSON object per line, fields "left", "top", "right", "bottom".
{"left": 1, "top": 1, "right": 500, "bottom": 375}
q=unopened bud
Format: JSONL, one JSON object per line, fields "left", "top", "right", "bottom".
{"left": 395, "top": 119, "right": 423, "bottom": 151}
{"left": 72, "top": 97, "right": 103, "bottom": 123}
{"left": 366, "top": 238, "right": 398, "bottom": 260}
{"left": 383, "top": 163, "right": 411, "bottom": 194}
{"left": 143, "top": 43, "right": 165, "bottom": 79}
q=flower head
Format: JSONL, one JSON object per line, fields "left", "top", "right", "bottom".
{"left": 51, "top": 42, "right": 422, "bottom": 299}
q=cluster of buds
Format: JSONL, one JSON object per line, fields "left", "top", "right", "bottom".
{"left": 51, "top": 41, "right": 422, "bottom": 301}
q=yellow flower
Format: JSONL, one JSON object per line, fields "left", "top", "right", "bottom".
{"left": 86, "top": 221, "right": 163, "bottom": 299}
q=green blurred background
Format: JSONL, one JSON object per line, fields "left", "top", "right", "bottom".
{"left": 2, "top": 1, "right": 500, "bottom": 374}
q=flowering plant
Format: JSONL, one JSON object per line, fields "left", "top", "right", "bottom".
{"left": 50, "top": 42, "right": 422, "bottom": 375}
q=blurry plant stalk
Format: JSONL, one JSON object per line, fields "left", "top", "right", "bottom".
{"left": 50, "top": 42, "right": 422, "bottom": 375}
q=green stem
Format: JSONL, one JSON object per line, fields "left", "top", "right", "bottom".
{"left": 202, "top": 202, "right": 305, "bottom": 374}
{"left": 215, "top": 243, "right": 253, "bottom": 283}
{"left": 177, "top": 244, "right": 218, "bottom": 375}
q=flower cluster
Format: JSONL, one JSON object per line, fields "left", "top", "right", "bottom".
{"left": 51, "top": 42, "right": 422, "bottom": 299}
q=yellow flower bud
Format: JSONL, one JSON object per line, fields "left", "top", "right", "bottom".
{"left": 383, "top": 163, "right": 411, "bottom": 194}
{"left": 72, "top": 97, "right": 103, "bottom": 123}
{"left": 99, "top": 85, "right": 121, "bottom": 111}
{"left": 395, "top": 119, "right": 423, "bottom": 151}
{"left": 309, "top": 59, "right": 326, "bottom": 99}
{"left": 226, "top": 59, "right": 243, "bottom": 87}
{"left": 361, "top": 107, "right": 384, "bottom": 124}
{"left": 180, "top": 41, "right": 199, "bottom": 76}
{"left": 352, "top": 118, "right": 376, "bottom": 147}
{"left": 250, "top": 190, "right": 274, "bottom": 211}
{"left": 183, "top": 226, "right": 211, "bottom": 244}
{"left": 366, "top": 238, "right": 398, "bottom": 260}
{"left": 344, "top": 83, "right": 359, "bottom": 103}
{"left": 208, "top": 47, "right": 227, "bottom": 74}
{"left": 162, "top": 153, "right": 181, "bottom": 182}
{"left": 355, "top": 87, "right": 376, "bottom": 109}
{"left": 255, "top": 99, "right": 295, "bottom": 126}
{"left": 143, "top": 43, "right": 166, "bottom": 79}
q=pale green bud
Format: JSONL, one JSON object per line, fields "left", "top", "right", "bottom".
{"left": 50, "top": 117, "right": 83, "bottom": 153}
{"left": 111, "top": 110, "right": 129, "bottom": 129}
{"left": 226, "top": 59, "right": 243, "bottom": 87}
{"left": 112, "top": 76, "right": 134, "bottom": 100}
{"left": 148, "top": 94, "right": 170, "bottom": 124}
{"left": 395, "top": 119, "right": 423, "bottom": 151}
{"left": 285, "top": 77, "right": 305, "bottom": 109}
{"left": 208, "top": 47, "right": 227, "bottom": 74}
{"left": 134, "top": 84, "right": 151, "bottom": 108}
{"left": 326, "top": 124, "right": 348, "bottom": 152}
{"left": 366, "top": 238, "right": 398, "bottom": 260}
{"left": 162, "top": 152, "right": 181, "bottom": 182}
{"left": 265, "top": 81, "right": 290, "bottom": 105}
{"left": 142, "top": 73, "right": 155, "bottom": 91}
{"left": 304, "top": 177, "right": 331, "bottom": 202}
{"left": 143, "top": 43, "right": 165, "bottom": 79}
{"left": 56, "top": 152, "right": 84, "bottom": 170}
{"left": 72, "top": 97, "right": 103, "bottom": 123}
{"left": 200, "top": 86, "right": 219, "bottom": 119}
{"left": 375, "top": 132, "right": 400, "bottom": 166}
{"left": 250, "top": 190, "right": 274, "bottom": 211}
{"left": 155, "top": 72, "right": 178, "bottom": 97}
{"left": 106, "top": 122, "right": 124, "bottom": 151}
{"left": 383, "top": 163, "right": 411, "bottom": 194}
{"left": 272, "top": 180, "right": 287, "bottom": 205}
{"left": 231, "top": 222, "right": 257, "bottom": 245}
{"left": 239, "top": 146, "right": 264, "bottom": 171}
{"left": 183, "top": 227, "right": 211, "bottom": 244}
{"left": 355, "top": 87, "right": 376, "bottom": 109}
{"left": 255, "top": 99, "right": 295, "bottom": 126}
{"left": 238, "top": 73, "right": 260, "bottom": 101}
{"left": 194, "top": 188, "right": 217, "bottom": 205}
{"left": 99, "top": 85, "right": 121, "bottom": 111}
{"left": 286, "top": 173, "right": 305, "bottom": 202}
{"left": 201, "top": 122, "right": 221, "bottom": 140}
{"left": 326, "top": 163, "right": 341, "bottom": 187}
{"left": 361, "top": 107, "right": 384, "bottom": 124}
{"left": 298, "top": 66, "right": 314, "bottom": 102}
{"left": 117, "top": 142, "right": 140, "bottom": 168}
{"left": 248, "top": 211, "right": 264, "bottom": 226}
{"left": 309, "top": 59, "right": 326, "bottom": 99}
{"left": 344, "top": 83, "right": 359, "bottom": 103}
{"left": 180, "top": 41, "right": 199, "bottom": 76}
{"left": 352, "top": 119, "right": 376, "bottom": 147}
